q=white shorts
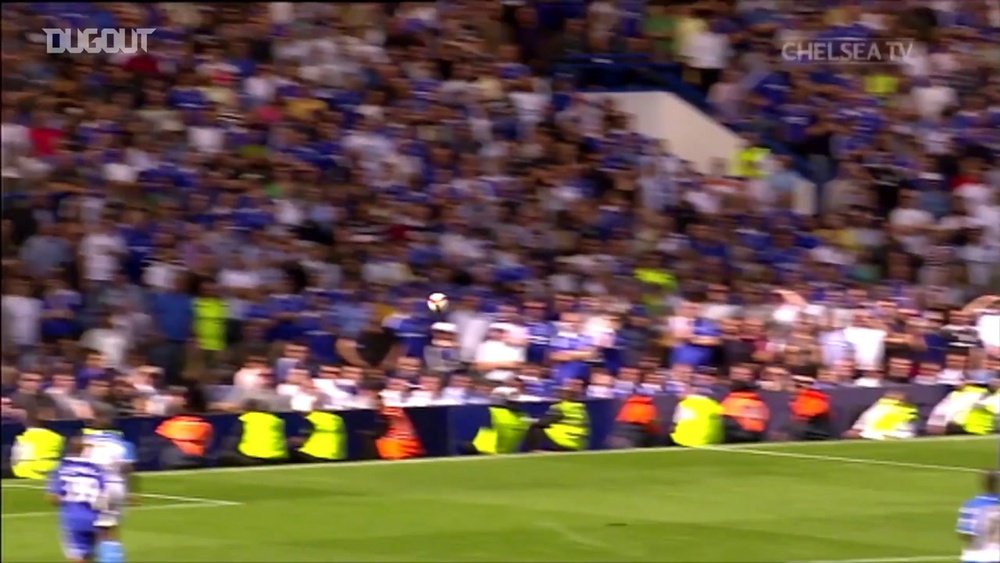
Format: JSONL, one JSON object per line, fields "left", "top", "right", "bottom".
{"left": 95, "top": 480, "right": 126, "bottom": 528}
{"left": 962, "top": 546, "right": 1000, "bottom": 563}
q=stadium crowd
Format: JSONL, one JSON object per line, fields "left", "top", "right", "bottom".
{"left": 1, "top": 1, "right": 998, "bottom": 424}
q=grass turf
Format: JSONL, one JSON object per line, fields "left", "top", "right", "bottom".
{"left": 2, "top": 436, "right": 998, "bottom": 562}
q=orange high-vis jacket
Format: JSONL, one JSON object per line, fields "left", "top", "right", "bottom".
{"left": 156, "top": 415, "right": 213, "bottom": 457}
{"left": 376, "top": 407, "right": 424, "bottom": 460}
{"left": 790, "top": 389, "right": 831, "bottom": 421}
{"left": 615, "top": 395, "right": 658, "bottom": 431}
{"left": 721, "top": 391, "right": 770, "bottom": 433}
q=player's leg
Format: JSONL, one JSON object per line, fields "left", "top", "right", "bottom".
{"left": 94, "top": 481, "right": 125, "bottom": 563}
{"left": 60, "top": 528, "right": 97, "bottom": 563}
{"left": 94, "top": 526, "right": 124, "bottom": 563}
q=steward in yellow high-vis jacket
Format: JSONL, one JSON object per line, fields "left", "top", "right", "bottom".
{"left": 843, "top": 390, "right": 918, "bottom": 440}
{"left": 223, "top": 400, "right": 288, "bottom": 466}
{"left": 291, "top": 410, "right": 347, "bottom": 462}
{"left": 670, "top": 386, "right": 723, "bottom": 448}
{"left": 927, "top": 379, "right": 1000, "bottom": 436}
{"left": 525, "top": 385, "right": 590, "bottom": 452}
{"left": 8, "top": 413, "right": 65, "bottom": 480}
{"left": 463, "top": 391, "right": 531, "bottom": 455}
{"left": 734, "top": 144, "right": 770, "bottom": 179}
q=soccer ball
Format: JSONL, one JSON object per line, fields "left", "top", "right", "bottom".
{"left": 427, "top": 292, "right": 448, "bottom": 312}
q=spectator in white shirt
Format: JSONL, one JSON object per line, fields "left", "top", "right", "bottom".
{"left": 79, "top": 313, "right": 130, "bottom": 372}
{"left": 684, "top": 18, "right": 730, "bottom": 94}
{"left": 1, "top": 277, "right": 41, "bottom": 349}
{"left": 853, "top": 369, "right": 884, "bottom": 388}
{"left": 450, "top": 295, "right": 492, "bottom": 362}
{"left": 78, "top": 217, "right": 126, "bottom": 285}
{"left": 406, "top": 375, "right": 446, "bottom": 406}
{"left": 843, "top": 310, "right": 887, "bottom": 372}
{"left": 936, "top": 353, "right": 968, "bottom": 386}
{"left": 289, "top": 376, "right": 335, "bottom": 413}
{"left": 970, "top": 183, "right": 1000, "bottom": 244}
{"left": 440, "top": 372, "right": 473, "bottom": 404}
{"left": 361, "top": 245, "right": 412, "bottom": 286}
{"left": 962, "top": 227, "right": 1000, "bottom": 289}
{"left": 232, "top": 356, "right": 268, "bottom": 391}
{"left": 888, "top": 190, "right": 934, "bottom": 254}
{"left": 186, "top": 107, "right": 226, "bottom": 153}
{"left": 244, "top": 64, "right": 281, "bottom": 104}
{"left": 911, "top": 76, "right": 957, "bottom": 120}
{"left": 313, "top": 366, "right": 354, "bottom": 408}
{"left": 976, "top": 310, "right": 1000, "bottom": 355}
{"left": 586, "top": 370, "right": 616, "bottom": 399}
{"left": 1, "top": 106, "right": 30, "bottom": 179}
{"left": 637, "top": 159, "right": 675, "bottom": 212}
{"left": 707, "top": 68, "right": 744, "bottom": 125}
{"left": 475, "top": 324, "right": 527, "bottom": 382}
{"left": 380, "top": 377, "right": 409, "bottom": 407}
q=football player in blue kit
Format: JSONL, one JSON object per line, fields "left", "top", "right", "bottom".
{"left": 82, "top": 412, "right": 136, "bottom": 563}
{"left": 47, "top": 437, "right": 108, "bottom": 563}
{"left": 957, "top": 470, "right": 1000, "bottom": 563}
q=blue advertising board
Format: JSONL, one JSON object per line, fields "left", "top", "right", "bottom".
{"left": 0, "top": 385, "right": 959, "bottom": 472}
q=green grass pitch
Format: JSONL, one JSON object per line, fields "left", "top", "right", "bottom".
{"left": 2, "top": 436, "right": 997, "bottom": 562}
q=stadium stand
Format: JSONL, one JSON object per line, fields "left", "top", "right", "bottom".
{"left": 0, "top": 0, "right": 998, "bottom": 422}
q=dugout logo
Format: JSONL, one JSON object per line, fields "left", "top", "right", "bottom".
{"left": 780, "top": 38, "right": 915, "bottom": 65}
{"left": 43, "top": 28, "right": 156, "bottom": 55}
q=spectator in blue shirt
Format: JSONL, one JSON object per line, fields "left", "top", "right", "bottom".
{"left": 150, "top": 276, "right": 193, "bottom": 384}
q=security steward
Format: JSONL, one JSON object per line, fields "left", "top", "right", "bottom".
{"left": 372, "top": 396, "right": 424, "bottom": 461}
{"left": 669, "top": 385, "right": 723, "bottom": 448}
{"left": 785, "top": 376, "right": 832, "bottom": 441}
{"left": 291, "top": 410, "right": 347, "bottom": 462}
{"left": 843, "top": 389, "right": 918, "bottom": 440}
{"left": 8, "top": 408, "right": 65, "bottom": 480}
{"left": 720, "top": 380, "right": 770, "bottom": 443}
{"left": 927, "top": 375, "right": 1000, "bottom": 436}
{"left": 224, "top": 399, "right": 288, "bottom": 465}
{"left": 155, "top": 390, "right": 213, "bottom": 470}
{"left": 524, "top": 384, "right": 591, "bottom": 452}
{"left": 462, "top": 388, "right": 531, "bottom": 455}
{"left": 607, "top": 393, "right": 661, "bottom": 448}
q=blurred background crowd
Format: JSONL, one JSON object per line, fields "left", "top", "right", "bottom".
{"left": 1, "top": 0, "right": 998, "bottom": 422}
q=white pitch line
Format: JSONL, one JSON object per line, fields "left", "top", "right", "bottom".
{"left": 2, "top": 501, "right": 236, "bottom": 519}
{"left": 115, "top": 491, "right": 241, "bottom": 506}
{"left": 789, "top": 555, "right": 956, "bottom": 563}
{"left": 134, "top": 434, "right": 995, "bottom": 478}
{"left": 537, "top": 520, "right": 618, "bottom": 550}
{"left": 713, "top": 447, "right": 983, "bottom": 473}
{"left": 1, "top": 482, "right": 241, "bottom": 507}
{"left": 536, "top": 520, "right": 644, "bottom": 559}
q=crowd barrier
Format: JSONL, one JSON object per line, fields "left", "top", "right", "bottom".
{"left": 0, "top": 385, "right": 958, "bottom": 472}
